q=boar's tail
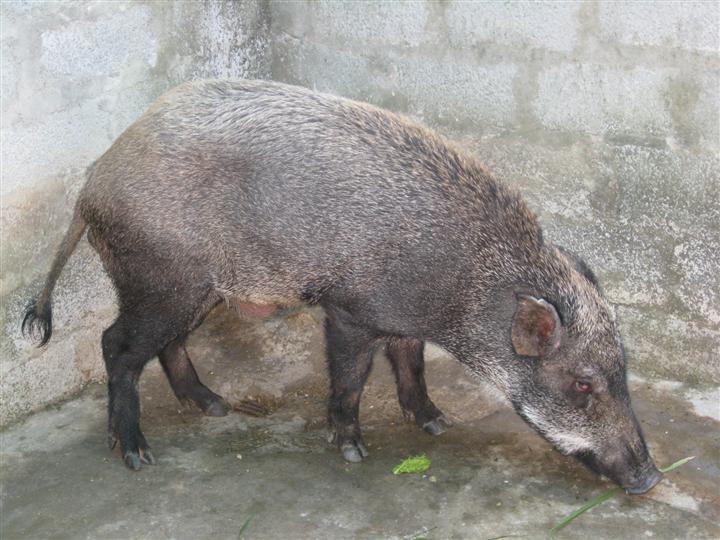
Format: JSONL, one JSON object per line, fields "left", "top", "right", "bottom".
{"left": 22, "top": 205, "right": 87, "bottom": 347}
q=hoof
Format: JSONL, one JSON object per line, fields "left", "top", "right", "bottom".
{"left": 422, "top": 415, "right": 453, "bottom": 436}
{"left": 123, "top": 447, "right": 155, "bottom": 471}
{"left": 203, "top": 398, "right": 231, "bottom": 417}
{"left": 341, "top": 440, "right": 369, "bottom": 463}
{"left": 123, "top": 452, "right": 142, "bottom": 471}
{"left": 140, "top": 447, "right": 156, "bottom": 465}
{"left": 329, "top": 428, "right": 369, "bottom": 463}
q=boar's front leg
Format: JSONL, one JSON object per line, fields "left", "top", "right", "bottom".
{"left": 386, "top": 337, "right": 452, "bottom": 435}
{"left": 158, "top": 336, "right": 230, "bottom": 417}
{"left": 324, "top": 308, "right": 379, "bottom": 463}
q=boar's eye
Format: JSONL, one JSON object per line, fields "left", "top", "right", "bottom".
{"left": 574, "top": 380, "right": 592, "bottom": 393}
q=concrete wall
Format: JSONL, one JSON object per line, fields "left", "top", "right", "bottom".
{"left": 270, "top": 1, "right": 720, "bottom": 384}
{"left": 2, "top": 0, "right": 718, "bottom": 426}
{"left": 0, "top": 0, "right": 270, "bottom": 425}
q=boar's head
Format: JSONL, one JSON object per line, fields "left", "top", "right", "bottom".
{"left": 498, "top": 247, "right": 662, "bottom": 494}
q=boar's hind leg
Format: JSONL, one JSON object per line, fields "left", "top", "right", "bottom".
{"left": 102, "top": 314, "right": 162, "bottom": 470}
{"left": 102, "top": 290, "right": 212, "bottom": 471}
{"left": 158, "top": 336, "right": 230, "bottom": 417}
{"left": 386, "top": 337, "right": 452, "bottom": 436}
{"left": 325, "top": 309, "right": 379, "bottom": 463}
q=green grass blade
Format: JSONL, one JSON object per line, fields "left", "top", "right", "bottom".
{"left": 550, "top": 456, "right": 695, "bottom": 535}
{"left": 238, "top": 515, "right": 253, "bottom": 538}
{"left": 659, "top": 455, "right": 695, "bottom": 473}
{"left": 550, "top": 487, "right": 622, "bottom": 534}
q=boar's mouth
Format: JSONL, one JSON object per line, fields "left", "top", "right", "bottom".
{"left": 623, "top": 468, "right": 663, "bottom": 494}
{"left": 575, "top": 450, "right": 663, "bottom": 495}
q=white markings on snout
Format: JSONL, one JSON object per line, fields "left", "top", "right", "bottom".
{"left": 547, "top": 432, "right": 596, "bottom": 455}
{"left": 521, "top": 404, "right": 594, "bottom": 455}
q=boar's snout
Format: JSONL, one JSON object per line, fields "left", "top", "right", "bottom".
{"left": 577, "top": 429, "right": 662, "bottom": 495}
{"left": 624, "top": 466, "right": 663, "bottom": 495}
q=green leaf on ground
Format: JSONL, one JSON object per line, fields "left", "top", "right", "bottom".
{"left": 393, "top": 454, "right": 431, "bottom": 475}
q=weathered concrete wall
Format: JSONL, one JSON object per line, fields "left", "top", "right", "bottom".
{"left": 2, "top": 0, "right": 718, "bottom": 427}
{"left": 270, "top": 1, "right": 720, "bottom": 384}
{"left": 0, "top": 0, "right": 270, "bottom": 425}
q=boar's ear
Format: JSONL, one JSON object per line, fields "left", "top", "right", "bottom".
{"left": 511, "top": 295, "right": 562, "bottom": 357}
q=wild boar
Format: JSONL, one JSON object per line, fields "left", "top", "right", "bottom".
{"left": 23, "top": 79, "right": 661, "bottom": 493}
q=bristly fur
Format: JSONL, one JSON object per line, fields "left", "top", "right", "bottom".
{"left": 20, "top": 79, "right": 658, "bottom": 487}
{"left": 21, "top": 299, "right": 52, "bottom": 347}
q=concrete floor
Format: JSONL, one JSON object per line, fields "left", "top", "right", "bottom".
{"left": 1, "top": 310, "right": 719, "bottom": 539}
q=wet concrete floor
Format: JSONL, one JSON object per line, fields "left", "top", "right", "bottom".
{"left": 1, "top": 312, "right": 719, "bottom": 539}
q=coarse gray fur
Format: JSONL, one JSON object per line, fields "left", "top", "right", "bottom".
{"left": 23, "top": 79, "right": 660, "bottom": 492}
